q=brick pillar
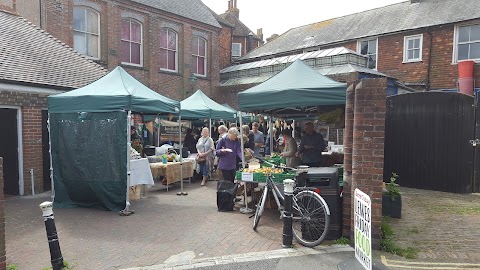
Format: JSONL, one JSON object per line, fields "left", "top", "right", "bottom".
{"left": 351, "top": 78, "right": 387, "bottom": 249}
{"left": 342, "top": 82, "right": 356, "bottom": 238}
{"left": 0, "top": 158, "right": 6, "bottom": 270}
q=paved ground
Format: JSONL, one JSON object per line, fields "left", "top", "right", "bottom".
{"left": 384, "top": 187, "right": 480, "bottom": 267}
{"left": 6, "top": 183, "right": 480, "bottom": 269}
{"left": 6, "top": 180, "right": 285, "bottom": 270}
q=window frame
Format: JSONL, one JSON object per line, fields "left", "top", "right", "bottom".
{"left": 73, "top": 6, "right": 101, "bottom": 60}
{"left": 159, "top": 28, "right": 178, "bottom": 72}
{"left": 192, "top": 36, "right": 207, "bottom": 77}
{"left": 357, "top": 37, "right": 378, "bottom": 70}
{"left": 403, "top": 34, "right": 423, "bottom": 63}
{"left": 120, "top": 18, "right": 143, "bottom": 67}
{"left": 453, "top": 23, "right": 480, "bottom": 63}
{"left": 232, "top": 43, "right": 242, "bottom": 57}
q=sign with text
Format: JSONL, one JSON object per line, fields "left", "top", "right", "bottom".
{"left": 241, "top": 172, "right": 254, "bottom": 182}
{"left": 354, "top": 188, "right": 372, "bottom": 270}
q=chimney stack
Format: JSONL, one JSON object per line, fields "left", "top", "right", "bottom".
{"left": 257, "top": 28, "right": 263, "bottom": 42}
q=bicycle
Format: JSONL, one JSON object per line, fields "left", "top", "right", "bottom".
{"left": 251, "top": 159, "right": 331, "bottom": 247}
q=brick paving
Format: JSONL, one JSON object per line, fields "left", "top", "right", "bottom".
{"left": 387, "top": 187, "right": 480, "bottom": 263}
{"left": 5, "top": 181, "right": 284, "bottom": 270}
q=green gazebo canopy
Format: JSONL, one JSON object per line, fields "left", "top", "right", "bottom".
{"left": 180, "top": 89, "right": 237, "bottom": 120}
{"left": 237, "top": 60, "right": 347, "bottom": 115}
{"left": 48, "top": 66, "right": 180, "bottom": 114}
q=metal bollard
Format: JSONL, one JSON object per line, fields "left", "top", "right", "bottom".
{"left": 39, "top": 201, "right": 64, "bottom": 270}
{"left": 282, "top": 179, "right": 295, "bottom": 248}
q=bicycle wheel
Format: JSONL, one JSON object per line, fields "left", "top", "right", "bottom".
{"left": 292, "top": 190, "right": 330, "bottom": 247}
{"left": 253, "top": 185, "right": 268, "bottom": 230}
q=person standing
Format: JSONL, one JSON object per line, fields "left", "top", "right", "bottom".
{"left": 251, "top": 122, "right": 264, "bottom": 157}
{"left": 216, "top": 128, "right": 243, "bottom": 182}
{"left": 196, "top": 127, "right": 215, "bottom": 186}
{"left": 217, "top": 125, "right": 228, "bottom": 140}
{"left": 296, "top": 122, "right": 325, "bottom": 167}
{"left": 130, "top": 125, "right": 143, "bottom": 155}
{"left": 184, "top": 128, "right": 197, "bottom": 154}
{"left": 280, "top": 129, "right": 300, "bottom": 168}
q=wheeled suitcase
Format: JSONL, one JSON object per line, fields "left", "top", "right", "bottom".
{"left": 217, "top": 180, "right": 238, "bottom": 211}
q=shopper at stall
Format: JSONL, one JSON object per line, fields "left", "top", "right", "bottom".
{"left": 184, "top": 128, "right": 197, "bottom": 154}
{"left": 196, "top": 127, "right": 215, "bottom": 186}
{"left": 216, "top": 128, "right": 243, "bottom": 182}
{"left": 297, "top": 122, "right": 325, "bottom": 167}
{"left": 242, "top": 125, "right": 255, "bottom": 150}
{"left": 217, "top": 125, "right": 228, "bottom": 140}
{"left": 130, "top": 125, "right": 143, "bottom": 155}
{"left": 280, "top": 129, "right": 300, "bottom": 168}
{"left": 252, "top": 122, "right": 264, "bottom": 156}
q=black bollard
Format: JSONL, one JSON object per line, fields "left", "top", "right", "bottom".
{"left": 39, "top": 201, "right": 64, "bottom": 270}
{"left": 282, "top": 179, "right": 295, "bottom": 248}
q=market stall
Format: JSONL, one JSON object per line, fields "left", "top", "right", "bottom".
{"left": 48, "top": 66, "right": 180, "bottom": 211}
{"left": 236, "top": 60, "right": 347, "bottom": 213}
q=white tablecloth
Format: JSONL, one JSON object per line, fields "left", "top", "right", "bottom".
{"left": 130, "top": 158, "right": 154, "bottom": 187}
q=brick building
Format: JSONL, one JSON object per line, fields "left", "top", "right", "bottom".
{"left": 15, "top": 0, "right": 225, "bottom": 100}
{"left": 0, "top": 7, "right": 106, "bottom": 196}
{"left": 218, "top": 0, "right": 263, "bottom": 64}
{"left": 234, "top": 0, "right": 480, "bottom": 92}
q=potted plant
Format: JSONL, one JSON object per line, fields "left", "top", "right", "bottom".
{"left": 382, "top": 173, "right": 402, "bottom": 218}
{"left": 161, "top": 154, "right": 168, "bottom": 164}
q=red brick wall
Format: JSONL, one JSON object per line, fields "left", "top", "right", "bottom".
{"left": 233, "top": 36, "right": 247, "bottom": 57}
{"left": 350, "top": 78, "right": 386, "bottom": 249}
{"left": 0, "top": 90, "right": 50, "bottom": 195}
{"left": 342, "top": 82, "right": 356, "bottom": 238}
{"left": 22, "top": 107, "right": 44, "bottom": 195}
{"left": 219, "top": 25, "right": 232, "bottom": 70}
{"left": 0, "top": 0, "right": 15, "bottom": 13}
{"left": 0, "top": 158, "right": 5, "bottom": 270}
{"left": 37, "top": 0, "right": 221, "bottom": 100}
{"left": 325, "top": 21, "right": 480, "bottom": 91}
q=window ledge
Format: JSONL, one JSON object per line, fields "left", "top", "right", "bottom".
{"left": 121, "top": 63, "right": 145, "bottom": 70}
{"left": 403, "top": 60, "right": 423, "bottom": 64}
{"left": 159, "top": 69, "right": 181, "bottom": 77}
{"left": 451, "top": 60, "right": 480, "bottom": 65}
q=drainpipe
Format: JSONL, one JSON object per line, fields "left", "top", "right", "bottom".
{"left": 30, "top": 169, "right": 35, "bottom": 196}
{"left": 426, "top": 28, "right": 433, "bottom": 91}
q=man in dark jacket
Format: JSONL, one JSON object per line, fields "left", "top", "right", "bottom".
{"left": 296, "top": 122, "right": 325, "bottom": 167}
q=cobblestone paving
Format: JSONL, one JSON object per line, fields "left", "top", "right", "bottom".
{"left": 388, "top": 187, "right": 480, "bottom": 263}
{"left": 5, "top": 182, "right": 285, "bottom": 270}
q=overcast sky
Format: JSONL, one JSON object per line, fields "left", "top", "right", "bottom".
{"left": 201, "top": 0, "right": 406, "bottom": 40}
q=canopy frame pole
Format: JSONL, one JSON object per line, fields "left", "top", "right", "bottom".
{"left": 157, "top": 114, "right": 160, "bottom": 147}
{"left": 47, "top": 113, "right": 55, "bottom": 202}
{"left": 239, "top": 111, "right": 253, "bottom": 214}
{"left": 270, "top": 116, "right": 274, "bottom": 156}
{"left": 122, "top": 110, "right": 133, "bottom": 215}
{"left": 177, "top": 115, "right": 187, "bottom": 196}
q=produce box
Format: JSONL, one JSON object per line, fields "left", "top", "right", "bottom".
{"left": 235, "top": 171, "right": 294, "bottom": 183}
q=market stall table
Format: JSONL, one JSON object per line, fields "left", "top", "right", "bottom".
{"left": 150, "top": 160, "right": 194, "bottom": 190}
{"left": 130, "top": 158, "right": 155, "bottom": 199}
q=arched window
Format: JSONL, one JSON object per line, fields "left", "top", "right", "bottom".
{"left": 160, "top": 28, "right": 178, "bottom": 71}
{"left": 73, "top": 6, "right": 100, "bottom": 59}
{"left": 191, "top": 36, "right": 207, "bottom": 76}
{"left": 121, "top": 19, "right": 143, "bottom": 66}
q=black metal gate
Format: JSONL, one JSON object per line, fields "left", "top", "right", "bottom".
{"left": 384, "top": 92, "right": 478, "bottom": 194}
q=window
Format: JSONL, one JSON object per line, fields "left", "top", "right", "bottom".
{"left": 73, "top": 7, "right": 100, "bottom": 59}
{"left": 191, "top": 36, "right": 207, "bottom": 76}
{"left": 160, "top": 28, "right": 178, "bottom": 71}
{"left": 455, "top": 24, "right": 480, "bottom": 62}
{"left": 121, "top": 19, "right": 142, "bottom": 66}
{"left": 404, "top": 34, "right": 423, "bottom": 63}
{"left": 358, "top": 38, "right": 378, "bottom": 69}
{"left": 232, "top": 43, "right": 242, "bottom": 57}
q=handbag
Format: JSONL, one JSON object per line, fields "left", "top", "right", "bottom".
{"left": 196, "top": 155, "right": 207, "bottom": 164}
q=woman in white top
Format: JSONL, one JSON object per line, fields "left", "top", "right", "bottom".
{"left": 196, "top": 127, "right": 215, "bottom": 186}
